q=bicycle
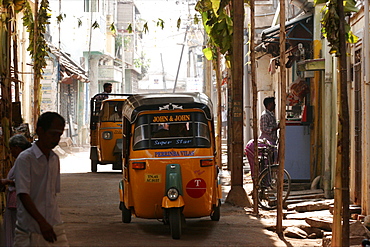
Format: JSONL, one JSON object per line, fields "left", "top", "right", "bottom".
{"left": 256, "top": 139, "right": 291, "bottom": 210}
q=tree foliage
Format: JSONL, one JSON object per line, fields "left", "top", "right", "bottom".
{"left": 314, "top": 0, "right": 358, "bottom": 55}
{"left": 195, "top": 0, "right": 233, "bottom": 64}
{"left": 22, "top": 0, "right": 51, "bottom": 77}
{"left": 194, "top": 0, "right": 249, "bottom": 65}
{"left": 134, "top": 51, "right": 150, "bottom": 80}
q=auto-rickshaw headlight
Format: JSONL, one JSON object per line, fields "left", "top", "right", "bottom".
{"left": 167, "top": 188, "right": 179, "bottom": 201}
{"left": 102, "top": 131, "right": 113, "bottom": 140}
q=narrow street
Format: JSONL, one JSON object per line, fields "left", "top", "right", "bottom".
{"left": 58, "top": 148, "right": 322, "bottom": 246}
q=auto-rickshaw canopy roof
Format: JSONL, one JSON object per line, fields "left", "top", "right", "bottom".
{"left": 123, "top": 92, "right": 213, "bottom": 123}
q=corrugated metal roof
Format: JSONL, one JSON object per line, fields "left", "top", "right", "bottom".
{"left": 261, "top": 13, "right": 313, "bottom": 44}
{"left": 49, "top": 44, "right": 89, "bottom": 83}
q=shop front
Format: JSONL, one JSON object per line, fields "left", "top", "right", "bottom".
{"left": 255, "top": 12, "right": 314, "bottom": 183}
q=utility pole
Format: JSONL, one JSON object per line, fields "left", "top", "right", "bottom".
{"left": 173, "top": 26, "right": 188, "bottom": 93}
{"left": 160, "top": 53, "right": 167, "bottom": 92}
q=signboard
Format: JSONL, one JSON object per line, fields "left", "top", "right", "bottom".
{"left": 40, "top": 59, "right": 57, "bottom": 112}
{"left": 152, "top": 114, "right": 191, "bottom": 123}
{"left": 186, "top": 77, "right": 203, "bottom": 92}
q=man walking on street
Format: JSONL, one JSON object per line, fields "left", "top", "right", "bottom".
{"left": 14, "top": 112, "right": 69, "bottom": 246}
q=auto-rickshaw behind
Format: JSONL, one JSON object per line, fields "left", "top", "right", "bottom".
{"left": 118, "top": 93, "right": 222, "bottom": 239}
{"left": 89, "top": 93, "right": 132, "bottom": 172}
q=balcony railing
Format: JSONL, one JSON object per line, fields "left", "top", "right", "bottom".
{"left": 98, "top": 65, "right": 123, "bottom": 83}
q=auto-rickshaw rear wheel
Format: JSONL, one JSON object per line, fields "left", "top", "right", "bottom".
{"left": 91, "top": 160, "right": 98, "bottom": 173}
{"left": 121, "top": 202, "right": 131, "bottom": 223}
{"left": 210, "top": 199, "right": 221, "bottom": 221}
{"left": 168, "top": 208, "right": 182, "bottom": 239}
{"left": 113, "top": 154, "right": 122, "bottom": 170}
{"left": 112, "top": 161, "right": 122, "bottom": 170}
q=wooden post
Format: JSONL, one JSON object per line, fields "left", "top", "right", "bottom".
{"left": 225, "top": 0, "right": 250, "bottom": 207}
{"left": 250, "top": 0, "right": 259, "bottom": 214}
{"left": 338, "top": 12, "right": 350, "bottom": 247}
{"left": 215, "top": 52, "right": 222, "bottom": 171}
{"left": 0, "top": 3, "right": 13, "bottom": 179}
{"left": 12, "top": 19, "right": 20, "bottom": 102}
{"left": 276, "top": 0, "right": 287, "bottom": 235}
{"left": 332, "top": 0, "right": 350, "bottom": 245}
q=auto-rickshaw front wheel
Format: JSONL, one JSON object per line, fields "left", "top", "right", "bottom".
{"left": 121, "top": 202, "right": 131, "bottom": 223}
{"left": 210, "top": 199, "right": 221, "bottom": 221}
{"left": 168, "top": 208, "right": 182, "bottom": 239}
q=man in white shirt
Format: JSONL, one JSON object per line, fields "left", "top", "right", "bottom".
{"left": 14, "top": 112, "right": 69, "bottom": 246}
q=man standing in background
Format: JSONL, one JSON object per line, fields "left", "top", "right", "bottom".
{"left": 245, "top": 97, "right": 279, "bottom": 176}
{"left": 259, "top": 97, "right": 279, "bottom": 145}
{"left": 95, "top": 82, "right": 112, "bottom": 101}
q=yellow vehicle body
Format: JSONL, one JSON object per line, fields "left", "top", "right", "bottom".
{"left": 118, "top": 93, "right": 221, "bottom": 239}
{"left": 96, "top": 120, "right": 122, "bottom": 162}
{"left": 90, "top": 94, "right": 131, "bottom": 172}
{"left": 123, "top": 142, "right": 219, "bottom": 219}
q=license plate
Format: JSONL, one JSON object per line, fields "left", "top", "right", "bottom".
{"left": 145, "top": 174, "right": 161, "bottom": 183}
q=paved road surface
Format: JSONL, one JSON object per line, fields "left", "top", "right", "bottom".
{"left": 58, "top": 149, "right": 322, "bottom": 246}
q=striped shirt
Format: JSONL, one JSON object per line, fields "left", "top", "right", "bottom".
{"left": 259, "top": 109, "right": 278, "bottom": 143}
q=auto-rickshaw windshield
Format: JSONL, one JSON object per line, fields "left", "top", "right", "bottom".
{"left": 133, "top": 112, "right": 211, "bottom": 150}
{"left": 100, "top": 101, "right": 124, "bottom": 122}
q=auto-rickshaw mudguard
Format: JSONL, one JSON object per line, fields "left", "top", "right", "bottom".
{"left": 162, "top": 195, "right": 185, "bottom": 208}
{"left": 119, "top": 180, "right": 124, "bottom": 203}
{"left": 113, "top": 138, "right": 123, "bottom": 155}
{"left": 162, "top": 164, "right": 184, "bottom": 208}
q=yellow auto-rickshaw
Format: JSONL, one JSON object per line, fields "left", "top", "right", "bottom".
{"left": 118, "top": 93, "right": 221, "bottom": 239}
{"left": 89, "top": 93, "right": 131, "bottom": 172}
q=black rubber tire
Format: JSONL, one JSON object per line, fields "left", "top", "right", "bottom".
{"left": 121, "top": 202, "right": 131, "bottom": 223}
{"left": 210, "top": 199, "right": 221, "bottom": 221}
{"left": 113, "top": 155, "right": 123, "bottom": 170}
{"left": 169, "top": 208, "right": 182, "bottom": 239}
{"left": 257, "top": 166, "right": 291, "bottom": 210}
{"left": 112, "top": 162, "right": 122, "bottom": 170}
{"left": 91, "top": 160, "right": 98, "bottom": 173}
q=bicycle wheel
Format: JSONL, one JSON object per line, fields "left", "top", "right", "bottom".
{"left": 257, "top": 166, "right": 291, "bottom": 210}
